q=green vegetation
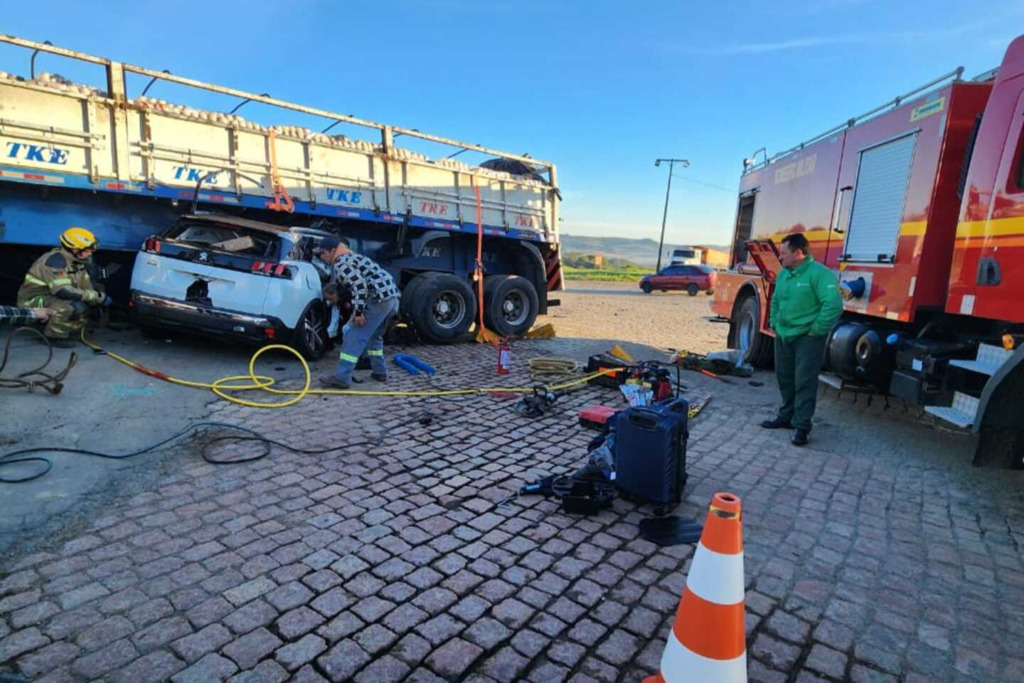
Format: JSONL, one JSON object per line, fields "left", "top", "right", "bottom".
{"left": 563, "top": 267, "right": 645, "bottom": 283}
{"left": 562, "top": 251, "right": 648, "bottom": 282}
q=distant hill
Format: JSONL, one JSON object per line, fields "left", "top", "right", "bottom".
{"left": 561, "top": 234, "right": 729, "bottom": 267}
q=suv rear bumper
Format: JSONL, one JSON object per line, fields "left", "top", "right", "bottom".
{"left": 130, "top": 291, "right": 288, "bottom": 342}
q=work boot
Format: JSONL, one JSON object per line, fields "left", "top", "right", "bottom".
{"left": 319, "top": 376, "right": 351, "bottom": 390}
{"left": 370, "top": 373, "right": 387, "bottom": 383}
{"left": 46, "top": 337, "right": 77, "bottom": 349}
{"left": 760, "top": 417, "right": 794, "bottom": 429}
{"left": 791, "top": 429, "right": 809, "bottom": 447}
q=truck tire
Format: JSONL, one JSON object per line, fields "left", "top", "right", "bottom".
{"left": 687, "top": 283, "right": 699, "bottom": 297}
{"left": 290, "top": 301, "right": 328, "bottom": 361}
{"left": 400, "top": 274, "right": 429, "bottom": 321}
{"left": 733, "top": 296, "right": 773, "bottom": 368}
{"left": 483, "top": 275, "right": 539, "bottom": 338}
{"left": 406, "top": 272, "right": 477, "bottom": 344}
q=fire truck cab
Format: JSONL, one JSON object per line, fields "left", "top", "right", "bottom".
{"left": 712, "top": 34, "right": 1024, "bottom": 467}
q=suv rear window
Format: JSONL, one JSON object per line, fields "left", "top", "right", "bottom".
{"left": 164, "top": 222, "right": 279, "bottom": 258}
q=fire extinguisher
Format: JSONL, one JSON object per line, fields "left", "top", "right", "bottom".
{"left": 497, "top": 340, "right": 511, "bottom": 375}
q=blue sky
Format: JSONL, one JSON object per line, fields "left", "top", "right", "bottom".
{"left": 1, "top": 1, "right": 1020, "bottom": 246}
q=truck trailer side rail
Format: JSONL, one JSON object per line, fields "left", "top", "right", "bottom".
{"left": 0, "top": 34, "right": 560, "bottom": 250}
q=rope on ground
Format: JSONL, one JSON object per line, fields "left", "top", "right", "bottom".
{"left": 0, "top": 328, "right": 78, "bottom": 394}
{"left": 0, "top": 411, "right": 435, "bottom": 485}
{"left": 77, "top": 330, "right": 616, "bottom": 408}
{"left": 527, "top": 357, "right": 579, "bottom": 383}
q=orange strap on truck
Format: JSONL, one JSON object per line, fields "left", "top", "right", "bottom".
{"left": 265, "top": 130, "right": 295, "bottom": 213}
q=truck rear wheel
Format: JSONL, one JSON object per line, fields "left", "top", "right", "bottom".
{"left": 404, "top": 272, "right": 477, "bottom": 344}
{"left": 733, "top": 296, "right": 773, "bottom": 368}
{"left": 483, "top": 275, "right": 539, "bottom": 338}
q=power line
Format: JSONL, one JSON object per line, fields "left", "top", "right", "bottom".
{"left": 667, "top": 175, "right": 741, "bottom": 193}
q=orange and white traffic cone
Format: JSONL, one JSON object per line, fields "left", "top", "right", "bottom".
{"left": 643, "top": 492, "right": 746, "bottom": 683}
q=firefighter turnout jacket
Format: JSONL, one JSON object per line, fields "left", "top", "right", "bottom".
{"left": 18, "top": 248, "right": 101, "bottom": 308}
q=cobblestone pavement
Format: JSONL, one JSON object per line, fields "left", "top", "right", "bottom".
{"left": 2, "top": 338, "right": 1023, "bottom": 682}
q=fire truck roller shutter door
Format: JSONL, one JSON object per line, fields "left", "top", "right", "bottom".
{"left": 842, "top": 132, "right": 918, "bottom": 263}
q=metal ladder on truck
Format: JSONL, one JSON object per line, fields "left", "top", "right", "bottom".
{"left": 924, "top": 344, "right": 1015, "bottom": 428}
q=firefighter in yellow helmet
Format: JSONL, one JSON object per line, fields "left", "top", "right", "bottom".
{"left": 17, "top": 227, "right": 111, "bottom": 348}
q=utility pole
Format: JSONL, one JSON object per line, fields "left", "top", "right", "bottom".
{"left": 654, "top": 158, "right": 689, "bottom": 273}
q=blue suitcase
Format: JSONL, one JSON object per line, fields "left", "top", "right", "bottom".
{"left": 612, "top": 398, "right": 689, "bottom": 508}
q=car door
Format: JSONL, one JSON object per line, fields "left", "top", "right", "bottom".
{"left": 673, "top": 266, "right": 693, "bottom": 290}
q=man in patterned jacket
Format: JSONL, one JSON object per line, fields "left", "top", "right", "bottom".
{"left": 315, "top": 237, "right": 400, "bottom": 389}
{"left": 0, "top": 306, "right": 54, "bottom": 326}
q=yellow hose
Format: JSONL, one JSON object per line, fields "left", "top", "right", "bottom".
{"left": 80, "top": 331, "right": 615, "bottom": 409}
{"left": 527, "top": 357, "right": 579, "bottom": 382}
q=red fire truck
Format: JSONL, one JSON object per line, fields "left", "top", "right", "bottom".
{"left": 711, "top": 34, "right": 1024, "bottom": 467}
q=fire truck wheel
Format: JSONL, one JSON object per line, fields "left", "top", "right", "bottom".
{"left": 734, "top": 296, "right": 773, "bottom": 368}
{"left": 484, "top": 275, "right": 539, "bottom": 338}
{"left": 687, "top": 283, "right": 699, "bottom": 296}
{"left": 406, "top": 272, "right": 477, "bottom": 344}
{"left": 976, "top": 426, "right": 1024, "bottom": 469}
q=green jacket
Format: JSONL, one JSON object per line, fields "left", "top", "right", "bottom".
{"left": 770, "top": 255, "right": 843, "bottom": 340}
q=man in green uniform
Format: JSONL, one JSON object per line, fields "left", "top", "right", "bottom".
{"left": 17, "top": 227, "right": 111, "bottom": 348}
{"left": 761, "top": 233, "right": 843, "bottom": 446}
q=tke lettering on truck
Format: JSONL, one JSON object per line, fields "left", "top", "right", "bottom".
{"left": 0, "top": 34, "right": 563, "bottom": 346}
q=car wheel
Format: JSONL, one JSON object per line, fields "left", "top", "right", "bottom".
{"left": 291, "top": 301, "right": 328, "bottom": 360}
{"left": 407, "top": 272, "right": 477, "bottom": 344}
{"left": 705, "top": 288, "right": 715, "bottom": 295}
{"left": 687, "top": 283, "right": 699, "bottom": 297}
{"left": 483, "top": 274, "right": 539, "bottom": 338}
{"left": 641, "top": 282, "right": 652, "bottom": 294}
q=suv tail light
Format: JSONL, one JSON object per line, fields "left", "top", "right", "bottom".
{"left": 143, "top": 237, "right": 161, "bottom": 253}
{"left": 251, "top": 262, "right": 295, "bottom": 279}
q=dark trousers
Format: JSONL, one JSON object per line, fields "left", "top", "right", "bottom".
{"left": 774, "top": 334, "right": 827, "bottom": 431}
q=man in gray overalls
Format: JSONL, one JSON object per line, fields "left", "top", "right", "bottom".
{"left": 315, "top": 237, "right": 400, "bottom": 389}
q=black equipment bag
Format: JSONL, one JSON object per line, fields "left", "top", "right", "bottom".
{"left": 612, "top": 398, "right": 689, "bottom": 508}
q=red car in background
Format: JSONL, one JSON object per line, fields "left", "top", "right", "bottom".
{"left": 639, "top": 264, "right": 716, "bottom": 296}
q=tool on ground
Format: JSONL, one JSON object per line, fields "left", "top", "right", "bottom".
{"left": 586, "top": 356, "right": 684, "bottom": 399}
{"left": 497, "top": 339, "right": 511, "bottom": 375}
{"left": 672, "top": 349, "right": 752, "bottom": 379}
{"left": 687, "top": 395, "right": 712, "bottom": 419}
{"left": 579, "top": 405, "right": 617, "bottom": 430}
{"left": 0, "top": 328, "right": 78, "bottom": 394}
{"left": 392, "top": 353, "right": 436, "bottom": 376}
{"left": 614, "top": 398, "right": 689, "bottom": 512}
{"left": 638, "top": 516, "right": 704, "bottom": 546}
{"left": 643, "top": 492, "right": 746, "bottom": 683}
{"left": 79, "top": 330, "right": 621, "bottom": 408}
{"left": 699, "top": 368, "right": 733, "bottom": 384}
{"left": 514, "top": 386, "right": 566, "bottom": 418}
{"left": 496, "top": 474, "right": 616, "bottom": 515}
{"left": 586, "top": 354, "right": 631, "bottom": 389}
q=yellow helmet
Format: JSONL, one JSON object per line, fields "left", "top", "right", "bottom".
{"left": 60, "top": 227, "right": 98, "bottom": 252}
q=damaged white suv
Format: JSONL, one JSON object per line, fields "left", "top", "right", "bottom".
{"left": 129, "top": 214, "right": 334, "bottom": 359}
